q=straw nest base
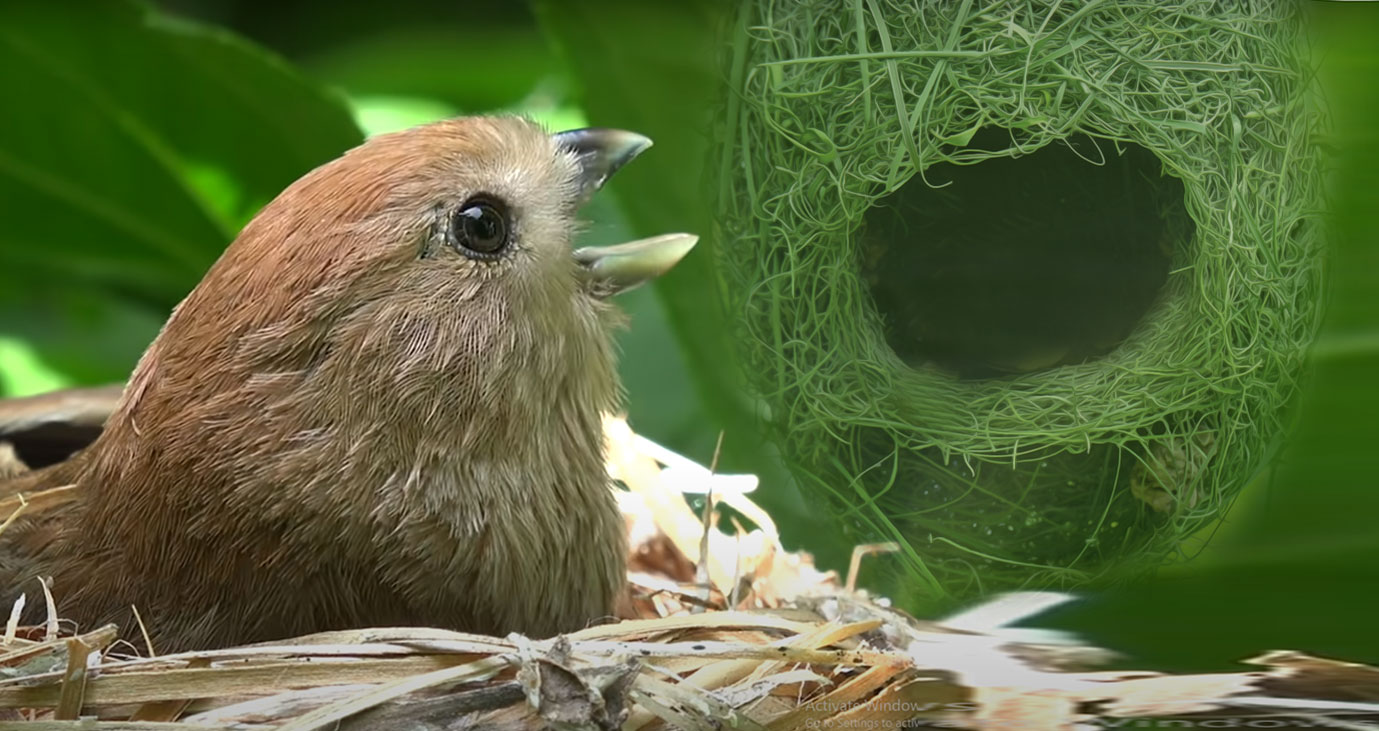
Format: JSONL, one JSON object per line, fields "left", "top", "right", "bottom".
{"left": 0, "top": 418, "right": 1373, "bottom": 730}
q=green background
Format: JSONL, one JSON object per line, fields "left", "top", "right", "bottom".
{"left": 1, "top": 0, "right": 1375, "bottom": 669}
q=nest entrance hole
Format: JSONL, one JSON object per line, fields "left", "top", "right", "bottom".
{"left": 861, "top": 128, "right": 1192, "bottom": 379}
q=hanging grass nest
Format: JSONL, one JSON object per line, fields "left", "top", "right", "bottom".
{"left": 715, "top": 0, "right": 1324, "bottom": 605}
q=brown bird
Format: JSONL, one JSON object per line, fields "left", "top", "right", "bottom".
{"left": 0, "top": 116, "right": 697, "bottom": 651}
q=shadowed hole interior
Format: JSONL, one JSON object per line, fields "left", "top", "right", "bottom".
{"left": 860, "top": 128, "right": 1192, "bottom": 379}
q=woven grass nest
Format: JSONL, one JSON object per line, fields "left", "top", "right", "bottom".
{"left": 1, "top": 417, "right": 1377, "bottom": 730}
{"left": 715, "top": 0, "right": 1325, "bottom": 603}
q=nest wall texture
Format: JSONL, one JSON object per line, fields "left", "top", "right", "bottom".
{"left": 716, "top": 0, "right": 1324, "bottom": 602}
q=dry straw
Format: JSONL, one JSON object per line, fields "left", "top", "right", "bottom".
{"left": 715, "top": 0, "right": 1325, "bottom": 602}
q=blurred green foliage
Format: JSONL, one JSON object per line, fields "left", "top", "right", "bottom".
{"left": 0, "top": 0, "right": 362, "bottom": 389}
{"left": 160, "top": 0, "right": 559, "bottom": 113}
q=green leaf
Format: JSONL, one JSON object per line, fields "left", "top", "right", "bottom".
{"left": 0, "top": 0, "right": 363, "bottom": 392}
{"left": 307, "top": 25, "right": 561, "bottom": 114}
{"left": 0, "top": 337, "right": 69, "bottom": 396}
{"left": 0, "top": 290, "right": 164, "bottom": 393}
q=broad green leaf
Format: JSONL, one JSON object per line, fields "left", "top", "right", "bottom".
{"left": 0, "top": 289, "right": 163, "bottom": 393}
{"left": 0, "top": 337, "right": 68, "bottom": 395}
{"left": 0, "top": 0, "right": 363, "bottom": 392}
{"left": 307, "top": 24, "right": 559, "bottom": 113}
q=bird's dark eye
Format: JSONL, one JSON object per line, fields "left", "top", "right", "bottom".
{"left": 448, "top": 196, "right": 511, "bottom": 259}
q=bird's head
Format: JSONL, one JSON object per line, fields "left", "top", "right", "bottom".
{"left": 121, "top": 117, "right": 695, "bottom": 449}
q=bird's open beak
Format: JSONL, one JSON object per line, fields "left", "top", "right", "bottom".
{"left": 574, "top": 233, "right": 699, "bottom": 297}
{"left": 554, "top": 128, "right": 698, "bottom": 297}
{"left": 554, "top": 127, "right": 652, "bottom": 206}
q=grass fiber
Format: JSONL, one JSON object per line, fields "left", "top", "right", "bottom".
{"left": 715, "top": 0, "right": 1324, "bottom": 605}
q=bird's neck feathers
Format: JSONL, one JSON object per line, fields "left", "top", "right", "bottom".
{"left": 92, "top": 244, "right": 622, "bottom": 523}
